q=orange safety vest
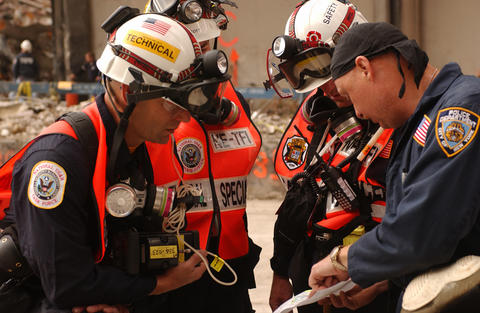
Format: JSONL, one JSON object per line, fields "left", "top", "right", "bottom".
{"left": 274, "top": 92, "right": 394, "bottom": 231}
{"left": 147, "top": 81, "right": 262, "bottom": 260}
{"left": 0, "top": 103, "right": 108, "bottom": 262}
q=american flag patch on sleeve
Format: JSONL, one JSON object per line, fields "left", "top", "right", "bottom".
{"left": 413, "top": 115, "right": 431, "bottom": 146}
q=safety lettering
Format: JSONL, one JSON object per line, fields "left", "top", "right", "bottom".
{"left": 323, "top": 2, "right": 338, "bottom": 24}
{"left": 124, "top": 30, "right": 180, "bottom": 63}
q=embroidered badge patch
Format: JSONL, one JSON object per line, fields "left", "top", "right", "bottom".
{"left": 435, "top": 107, "right": 479, "bottom": 157}
{"left": 28, "top": 161, "right": 67, "bottom": 209}
{"left": 177, "top": 137, "right": 205, "bottom": 174}
{"left": 282, "top": 136, "right": 308, "bottom": 170}
{"left": 413, "top": 115, "right": 431, "bottom": 146}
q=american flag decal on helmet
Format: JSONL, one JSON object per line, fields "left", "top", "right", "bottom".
{"left": 142, "top": 18, "right": 171, "bottom": 35}
{"left": 413, "top": 115, "right": 431, "bottom": 146}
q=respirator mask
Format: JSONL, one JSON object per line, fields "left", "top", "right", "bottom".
{"left": 106, "top": 173, "right": 205, "bottom": 274}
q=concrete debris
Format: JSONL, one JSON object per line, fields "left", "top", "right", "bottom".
{"left": 0, "top": 0, "right": 53, "bottom": 80}
{"left": 0, "top": 96, "right": 301, "bottom": 200}
{"left": 0, "top": 96, "right": 84, "bottom": 146}
{"left": 0, "top": 0, "right": 52, "bottom": 28}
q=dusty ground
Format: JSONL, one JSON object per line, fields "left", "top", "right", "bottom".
{"left": 247, "top": 199, "right": 283, "bottom": 313}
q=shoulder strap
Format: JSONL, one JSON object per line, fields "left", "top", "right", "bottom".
{"left": 57, "top": 111, "right": 98, "bottom": 166}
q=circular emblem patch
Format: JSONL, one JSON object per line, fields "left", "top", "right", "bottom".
{"left": 177, "top": 137, "right": 205, "bottom": 174}
{"left": 282, "top": 135, "right": 308, "bottom": 170}
{"left": 28, "top": 161, "right": 67, "bottom": 209}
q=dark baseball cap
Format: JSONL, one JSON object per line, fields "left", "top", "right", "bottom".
{"left": 331, "top": 22, "right": 428, "bottom": 97}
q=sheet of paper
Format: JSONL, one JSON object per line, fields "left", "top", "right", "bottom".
{"left": 273, "top": 279, "right": 356, "bottom": 313}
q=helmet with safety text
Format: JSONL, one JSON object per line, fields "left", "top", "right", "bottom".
{"left": 144, "top": 0, "right": 237, "bottom": 42}
{"left": 264, "top": 0, "right": 367, "bottom": 98}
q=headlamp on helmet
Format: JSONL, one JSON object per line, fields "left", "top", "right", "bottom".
{"left": 264, "top": 0, "right": 368, "bottom": 98}
{"left": 101, "top": 6, "right": 140, "bottom": 34}
{"left": 198, "top": 50, "right": 228, "bottom": 77}
{"left": 145, "top": 0, "right": 236, "bottom": 35}
{"left": 272, "top": 35, "right": 303, "bottom": 59}
{"left": 179, "top": 0, "right": 204, "bottom": 23}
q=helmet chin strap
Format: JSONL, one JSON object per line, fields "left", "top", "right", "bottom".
{"left": 105, "top": 74, "right": 140, "bottom": 184}
{"left": 104, "top": 75, "right": 125, "bottom": 119}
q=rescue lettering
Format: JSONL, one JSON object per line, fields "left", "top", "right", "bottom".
{"left": 220, "top": 179, "right": 247, "bottom": 208}
{"left": 323, "top": 2, "right": 338, "bottom": 24}
{"left": 124, "top": 31, "right": 180, "bottom": 63}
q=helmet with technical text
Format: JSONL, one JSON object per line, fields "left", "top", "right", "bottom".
{"left": 97, "top": 7, "right": 230, "bottom": 114}
{"left": 144, "top": 0, "right": 237, "bottom": 42}
{"left": 264, "top": 0, "right": 367, "bottom": 98}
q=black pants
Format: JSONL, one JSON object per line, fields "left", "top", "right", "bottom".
{"left": 133, "top": 272, "right": 254, "bottom": 313}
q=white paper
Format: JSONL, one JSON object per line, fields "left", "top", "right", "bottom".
{"left": 273, "top": 279, "right": 356, "bottom": 313}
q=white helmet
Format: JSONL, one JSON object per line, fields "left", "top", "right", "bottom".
{"left": 20, "top": 40, "right": 32, "bottom": 52}
{"left": 265, "top": 0, "right": 367, "bottom": 98}
{"left": 97, "top": 7, "right": 230, "bottom": 114}
{"left": 144, "top": 0, "right": 237, "bottom": 42}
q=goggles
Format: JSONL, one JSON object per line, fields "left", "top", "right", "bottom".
{"left": 127, "top": 77, "right": 229, "bottom": 115}
{"left": 265, "top": 35, "right": 333, "bottom": 98}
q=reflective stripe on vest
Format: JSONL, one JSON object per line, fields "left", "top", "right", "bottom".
{"left": 148, "top": 81, "right": 261, "bottom": 259}
{"left": 0, "top": 103, "right": 108, "bottom": 263}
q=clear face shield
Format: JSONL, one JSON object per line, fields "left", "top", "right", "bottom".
{"left": 264, "top": 35, "right": 333, "bottom": 98}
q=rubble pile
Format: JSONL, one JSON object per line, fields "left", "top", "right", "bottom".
{"left": 0, "top": 0, "right": 53, "bottom": 80}
{"left": 247, "top": 98, "right": 300, "bottom": 199}
{"left": 0, "top": 97, "right": 83, "bottom": 150}
{"left": 0, "top": 96, "right": 301, "bottom": 200}
{"left": 0, "top": 0, "right": 52, "bottom": 28}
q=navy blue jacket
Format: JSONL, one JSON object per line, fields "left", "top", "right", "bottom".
{"left": 12, "top": 52, "right": 38, "bottom": 81}
{"left": 7, "top": 95, "right": 156, "bottom": 310}
{"left": 348, "top": 63, "right": 480, "bottom": 288}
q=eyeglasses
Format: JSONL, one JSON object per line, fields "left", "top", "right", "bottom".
{"left": 161, "top": 98, "right": 188, "bottom": 114}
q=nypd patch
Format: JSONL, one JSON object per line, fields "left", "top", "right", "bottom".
{"left": 435, "top": 107, "right": 479, "bottom": 157}
{"left": 28, "top": 161, "right": 67, "bottom": 209}
{"left": 177, "top": 137, "right": 205, "bottom": 174}
{"left": 282, "top": 136, "right": 308, "bottom": 170}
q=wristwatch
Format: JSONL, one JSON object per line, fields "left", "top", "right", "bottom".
{"left": 330, "top": 245, "right": 348, "bottom": 272}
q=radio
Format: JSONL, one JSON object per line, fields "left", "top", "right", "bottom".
{"left": 125, "top": 229, "right": 199, "bottom": 275}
